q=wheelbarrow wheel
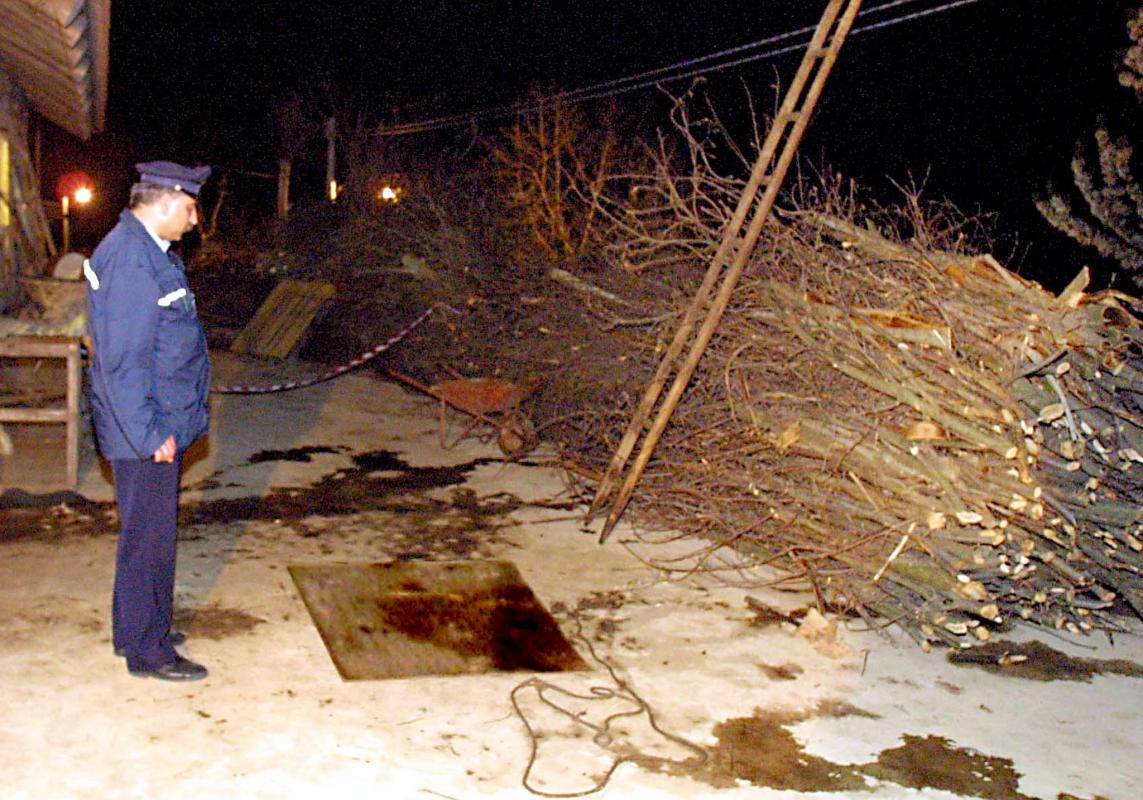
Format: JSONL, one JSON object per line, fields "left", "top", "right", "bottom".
{"left": 497, "top": 411, "right": 537, "bottom": 457}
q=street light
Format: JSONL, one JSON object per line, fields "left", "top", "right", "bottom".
{"left": 56, "top": 171, "right": 95, "bottom": 252}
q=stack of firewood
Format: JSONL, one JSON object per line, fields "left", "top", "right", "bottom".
{"left": 616, "top": 211, "right": 1143, "bottom": 648}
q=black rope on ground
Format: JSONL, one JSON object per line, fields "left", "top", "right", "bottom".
{"left": 510, "top": 614, "right": 708, "bottom": 798}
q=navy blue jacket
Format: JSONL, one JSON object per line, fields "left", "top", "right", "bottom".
{"left": 85, "top": 209, "right": 211, "bottom": 460}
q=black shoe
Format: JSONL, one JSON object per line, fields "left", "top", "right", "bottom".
{"left": 114, "top": 630, "right": 186, "bottom": 657}
{"left": 129, "top": 656, "right": 208, "bottom": 682}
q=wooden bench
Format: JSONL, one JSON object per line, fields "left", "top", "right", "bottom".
{"left": 0, "top": 335, "right": 82, "bottom": 488}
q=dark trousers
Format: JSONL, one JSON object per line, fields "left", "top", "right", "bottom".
{"left": 110, "top": 455, "right": 182, "bottom": 671}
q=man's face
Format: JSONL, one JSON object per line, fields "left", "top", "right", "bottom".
{"left": 155, "top": 193, "right": 199, "bottom": 241}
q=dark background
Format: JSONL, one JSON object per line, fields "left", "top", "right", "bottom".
{"left": 44, "top": 0, "right": 1139, "bottom": 290}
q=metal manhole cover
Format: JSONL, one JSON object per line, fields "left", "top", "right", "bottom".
{"left": 289, "top": 559, "right": 587, "bottom": 680}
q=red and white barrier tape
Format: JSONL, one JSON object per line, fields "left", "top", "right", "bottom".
{"left": 211, "top": 307, "right": 433, "bottom": 395}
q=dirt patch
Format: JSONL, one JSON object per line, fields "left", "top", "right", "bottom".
{"left": 947, "top": 640, "right": 1143, "bottom": 682}
{"left": 174, "top": 604, "right": 267, "bottom": 640}
{"left": 0, "top": 605, "right": 103, "bottom": 646}
{"left": 757, "top": 662, "right": 804, "bottom": 681}
{"left": 745, "top": 596, "right": 809, "bottom": 627}
{"left": 568, "top": 589, "right": 631, "bottom": 612}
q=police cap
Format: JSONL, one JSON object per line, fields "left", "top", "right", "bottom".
{"left": 135, "top": 161, "right": 212, "bottom": 196}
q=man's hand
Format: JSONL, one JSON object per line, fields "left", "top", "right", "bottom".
{"left": 153, "top": 435, "right": 177, "bottom": 463}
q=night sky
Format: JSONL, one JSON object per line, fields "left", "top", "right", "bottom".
{"left": 50, "top": 0, "right": 1137, "bottom": 290}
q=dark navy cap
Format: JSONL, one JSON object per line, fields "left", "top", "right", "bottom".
{"left": 135, "top": 161, "right": 212, "bottom": 196}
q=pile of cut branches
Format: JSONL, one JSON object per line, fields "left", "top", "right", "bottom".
{"left": 577, "top": 98, "right": 1143, "bottom": 648}
{"left": 637, "top": 211, "right": 1143, "bottom": 649}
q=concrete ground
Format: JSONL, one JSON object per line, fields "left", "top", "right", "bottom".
{"left": 1, "top": 353, "right": 1140, "bottom": 800}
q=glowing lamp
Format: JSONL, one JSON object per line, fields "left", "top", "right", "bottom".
{"left": 55, "top": 170, "right": 95, "bottom": 251}
{"left": 376, "top": 185, "right": 402, "bottom": 203}
{"left": 56, "top": 170, "right": 94, "bottom": 203}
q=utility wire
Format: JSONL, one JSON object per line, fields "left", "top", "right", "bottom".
{"left": 382, "top": 7, "right": 824, "bottom": 135}
{"left": 378, "top": 0, "right": 986, "bottom": 138}
{"left": 377, "top": 0, "right": 973, "bottom": 135}
{"left": 384, "top": 0, "right": 985, "bottom": 136}
{"left": 522, "top": 0, "right": 929, "bottom": 106}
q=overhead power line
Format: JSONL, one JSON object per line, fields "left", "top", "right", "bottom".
{"left": 377, "top": 0, "right": 986, "bottom": 138}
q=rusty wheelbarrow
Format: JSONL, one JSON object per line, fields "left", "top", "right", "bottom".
{"left": 388, "top": 369, "right": 540, "bottom": 456}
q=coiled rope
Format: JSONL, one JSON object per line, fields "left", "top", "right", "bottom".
{"left": 211, "top": 306, "right": 433, "bottom": 395}
{"left": 511, "top": 614, "right": 708, "bottom": 797}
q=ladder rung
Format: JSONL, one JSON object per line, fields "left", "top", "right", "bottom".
{"left": 592, "top": 0, "right": 864, "bottom": 542}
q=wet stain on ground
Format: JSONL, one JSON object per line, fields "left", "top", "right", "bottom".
{"left": 0, "top": 449, "right": 522, "bottom": 544}
{"left": 685, "top": 701, "right": 1096, "bottom": 799}
{"left": 947, "top": 640, "right": 1143, "bottom": 682}
{"left": 246, "top": 446, "right": 343, "bottom": 464}
{"left": 174, "top": 605, "right": 267, "bottom": 640}
{"left": 181, "top": 450, "right": 509, "bottom": 525}
{"left": 700, "top": 708, "right": 866, "bottom": 792}
{"left": 184, "top": 478, "right": 234, "bottom": 492}
{"left": 371, "top": 582, "right": 586, "bottom": 672}
{"left": 289, "top": 560, "right": 587, "bottom": 679}
{"left": 0, "top": 490, "right": 112, "bottom": 541}
{"left": 349, "top": 450, "right": 411, "bottom": 471}
{"left": 864, "top": 734, "right": 1030, "bottom": 799}
{"left": 0, "top": 489, "right": 99, "bottom": 510}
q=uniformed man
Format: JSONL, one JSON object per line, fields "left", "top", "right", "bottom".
{"left": 86, "top": 161, "right": 212, "bottom": 681}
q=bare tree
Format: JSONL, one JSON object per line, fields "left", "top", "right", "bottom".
{"left": 270, "top": 90, "right": 322, "bottom": 217}
{"left": 490, "top": 93, "right": 627, "bottom": 261}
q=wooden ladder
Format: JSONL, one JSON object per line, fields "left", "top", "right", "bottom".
{"left": 591, "top": 0, "right": 865, "bottom": 542}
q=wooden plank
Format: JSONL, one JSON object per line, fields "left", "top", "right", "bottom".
{"left": 0, "top": 335, "right": 77, "bottom": 358}
{"left": 230, "top": 279, "right": 335, "bottom": 358}
{"left": 260, "top": 281, "right": 305, "bottom": 351}
{"left": 65, "top": 338, "right": 80, "bottom": 487}
{"left": 228, "top": 280, "right": 292, "bottom": 354}
{"left": 268, "top": 280, "right": 332, "bottom": 357}
{"left": 282, "top": 286, "right": 336, "bottom": 357}
{"left": 288, "top": 560, "right": 587, "bottom": 680}
{"left": 266, "top": 282, "right": 331, "bottom": 358}
{"left": 0, "top": 408, "right": 70, "bottom": 423}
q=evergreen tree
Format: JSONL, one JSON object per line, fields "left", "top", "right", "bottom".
{"left": 1037, "top": 8, "right": 1143, "bottom": 288}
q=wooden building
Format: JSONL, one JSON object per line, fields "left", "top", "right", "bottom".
{"left": 0, "top": 0, "right": 109, "bottom": 309}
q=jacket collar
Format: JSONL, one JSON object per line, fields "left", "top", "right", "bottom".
{"left": 118, "top": 208, "right": 173, "bottom": 255}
